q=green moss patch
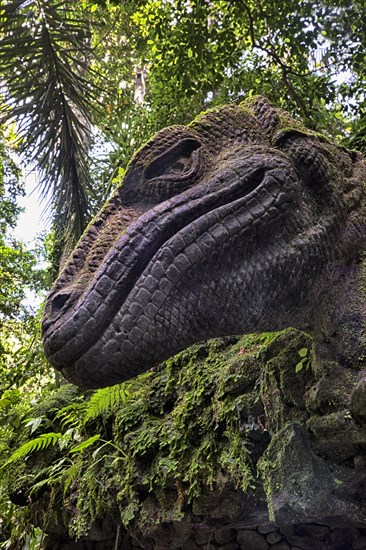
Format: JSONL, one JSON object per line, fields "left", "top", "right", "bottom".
{"left": 2, "top": 329, "right": 318, "bottom": 539}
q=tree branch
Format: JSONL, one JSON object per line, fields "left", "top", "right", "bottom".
{"left": 238, "top": 0, "right": 313, "bottom": 123}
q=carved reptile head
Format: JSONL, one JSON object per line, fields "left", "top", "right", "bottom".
{"left": 42, "top": 97, "right": 366, "bottom": 388}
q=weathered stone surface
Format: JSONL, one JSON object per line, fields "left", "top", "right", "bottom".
{"left": 181, "top": 539, "right": 201, "bottom": 550}
{"left": 327, "top": 527, "right": 359, "bottom": 545}
{"left": 353, "top": 536, "right": 366, "bottom": 549}
{"left": 193, "top": 530, "right": 214, "bottom": 545}
{"left": 350, "top": 378, "right": 366, "bottom": 419}
{"left": 280, "top": 525, "right": 296, "bottom": 538}
{"left": 236, "top": 529, "right": 268, "bottom": 550}
{"left": 214, "top": 528, "right": 236, "bottom": 545}
{"left": 304, "top": 367, "right": 358, "bottom": 415}
{"left": 35, "top": 97, "right": 366, "bottom": 549}
{"left": 266, "top": 531, "right": 282, "bottom": 545}
{"left": 217, "top": 544, "right": 239, "bottom": 550}
{"left": 307, "top": 410, "right": 366, "bottom": 447}
{"left": 43, "top": 97, "right": 366, "bottom": 393}
{"left": 257, "top": 424, "right": 336, "bottom": 524}
{"left": 294, "top": 524, "right": 329, "bottom": 539}
{"left": 191, "top": 488, "right": 243, "bottom": 519}
{"left": 41, "top": 522, "right": 366, "bottom": 549}
{"left": 286, "top": 536, "right": 326, "bottom": 550}
{"left": 258, "top": 523, "right": 277, "bottom": 534}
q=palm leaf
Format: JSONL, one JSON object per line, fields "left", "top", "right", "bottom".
{"left": 0, "top": 0, "right": 102, "bottom": 247}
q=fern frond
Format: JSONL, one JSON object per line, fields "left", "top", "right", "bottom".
{"left": 62, "top": 461, "right": 83, "bottom": 497}
{"left": 84, "top": 383, "right": 132, "bottom": 423}
{"left": 54, "top": 402, "right": 86, "bottom": 429}
{"left": 30, "top": 457, "right": 72, "bottom": 494}
{"left": 29, "top": 476, "right": 55, "bottom": 495}
{"left": 1, "top": 432, "right": 63, "bottom": 467}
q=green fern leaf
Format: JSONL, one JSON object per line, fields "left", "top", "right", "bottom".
{"left": 1, "top": 432, "right": 63, "bottom": 467}
{"left": 54, "top": 402, "right": 86, "bottom": 429}
{"left": 30, "top": 476, "right": 56, "bottom": 495}
{"left": 62, "top": 462, "right": 82, "bottom": 497}
{"left": 69, "top": 434, "right": 101, "bottom": 454}
{"left": 84, "top": 383, "right": 131, "bottom": 423}
{"left": 30, "top": 457, "right": 71, "bottom": 494}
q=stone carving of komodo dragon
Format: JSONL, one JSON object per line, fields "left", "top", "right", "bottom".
{"left": 42, "top": 96, "right": 366, "bottom": 389}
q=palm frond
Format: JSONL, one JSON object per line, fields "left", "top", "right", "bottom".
{"left": 0, "top": 0, "right": 101, "bottom": 246}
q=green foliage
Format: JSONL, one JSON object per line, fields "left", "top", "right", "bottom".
{"left": 0, "top": 131, "right": 22, "bottom": 231}
{"left": 0, "top": 0, "right": 366, "bottom": 543}
{"left": 0, "top": 0, "right": 99, "bottom": 247}
{"left": 0, "top": 243, "right": 44, "bottom": 318}
{"left": 0, "top": 334, "right": 276, "bottom": 539}
{"left": 295, "top": 347, "right": 309, "bottom": 373}
{"left": 344, "top": 107, "right": 366, "bottom": 156}
{"left": 2, "top": 432, "right": 64, "bottom": 467}
{"left": 0, "top": 130, "right": 51, "bottom": 399}
{"left": 0, "top": 130, "right": 43, "bottom": 321}
{"left": 69, "top": 434, "right": 101, "bottom": 454}
{"left": 0, "top": 306, "right": 51, "bottom": 392}
{"left": 0, "top": 388, "right": 20, "bottom": 411}
{"left": 83, "top": 381, "right": 136, "bottom": 423}
{"left": 2, "top": 0, "right": 366, "bottom": 252}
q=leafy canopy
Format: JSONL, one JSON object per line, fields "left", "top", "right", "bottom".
{"left": 1, "top": 0, "right": 366, "bottom": 248}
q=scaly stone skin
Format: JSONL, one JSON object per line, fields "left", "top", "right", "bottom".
{"left": 42, "top": 97, "right": 366, "bottom": 388}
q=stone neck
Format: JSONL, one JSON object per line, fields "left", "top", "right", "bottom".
{"left": 311, "top": 258, "right": 366, "bottom": 371}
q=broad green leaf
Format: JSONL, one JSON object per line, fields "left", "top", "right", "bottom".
{"left": 69, "top": 434, "right": 101, "bottom": 453}
{"left": 298, "top": 348, "right": 308, "bottom": 358}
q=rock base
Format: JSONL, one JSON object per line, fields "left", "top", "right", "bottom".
{"left": 45, "top": 520, "right": 366, "bottom": 550}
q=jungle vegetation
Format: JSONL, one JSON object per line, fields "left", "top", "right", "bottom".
{"left": 0, "top": 0, "right": 365, "bottom": 546}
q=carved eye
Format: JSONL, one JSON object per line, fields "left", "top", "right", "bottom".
{"left": 143, "top": 138, "right": 202, "bottom": 182}
{"left": 167, "top": 158, "right": 190, "bottom": 175}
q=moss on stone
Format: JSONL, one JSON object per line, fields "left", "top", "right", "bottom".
{"left": 3, "top": 332, "right": 278, "bottom": 537}
{"left": 112, "top": 333, "right": 272, "bottom": 520}
{"left": 6, "top": 325, "right": 366, "bottom": 539}
{"left": 260, "top": 329, "right": 313, "bottom": 434}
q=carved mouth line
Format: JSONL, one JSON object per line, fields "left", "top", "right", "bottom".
{"left": 44, "top": 157, "right": 290, "bottom": 368}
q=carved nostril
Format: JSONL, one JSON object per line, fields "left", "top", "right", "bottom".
{"left": 51, "top": 292, "right": 72, "bottom": 312}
